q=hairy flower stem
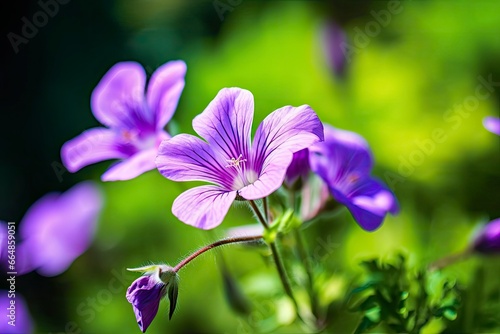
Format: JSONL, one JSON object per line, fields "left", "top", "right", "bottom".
{"left": 428, "top": 248, "right": 472, "bottom": 271}
{"left": 263, "top": 197, "right": 269, "bottom": 223}
{"left": 289, "top": 190, "right": 320, "bottom": 321}
{"left": 248, "top": 199, "right": 302, "bottom": 321}
{"left": 173, "top": 235, "right": 263, "bottom": 273}
{"left": 249, "top": 200, "right": 269, "bottom": 230}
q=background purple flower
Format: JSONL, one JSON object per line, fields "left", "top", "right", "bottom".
{"left": 61, "top": 60, "right": 186, "bottom": 181}
{"left": 321, "top": 21, "right": 348, "bottom": 77}
{"left": 0, "top": 292, "right": 33, "bottom": 333}
{"left": 156, "top": 87, "right": 323, "bottom": 229}
{"left": 18, "top": 182, "right": 102, "bottom": 277}
{"left": 472, "top": 218, "right": 500, "bottom": 254}
{"left": 0, "top": 221, "right": 7, "bottom": 269}
{"left": 309, "top": 124, "right": 399, "bottom": 231}
{"left": 483, "top": 116, "right": 500, "bottom": 135}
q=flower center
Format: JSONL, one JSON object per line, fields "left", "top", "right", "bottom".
{"left": 225, "top": 154, "right": 247, "bottom": 168}
{"left": 120, "top": 129, "right": 157, "bottom": 155}
{"left": 225, "top": 154, "right": 258, "bottom": 190}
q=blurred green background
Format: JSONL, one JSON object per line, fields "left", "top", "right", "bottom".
{"left": 2, "top": 0, "right": 500, "bottom": 333}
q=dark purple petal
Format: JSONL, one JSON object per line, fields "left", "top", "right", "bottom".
{"left": 147, "top": 60, "right": 186, "bottom": 130}
{"left": 156, "top": 134, "right": 234, "bottom": 189}
{"left": 19, "top": 182, "right": 102, "bottom": 276}
{"left": 0, "top": 292, "right": 33, "bottom": 333}
{"left": 192, "top": 88, "right": 253, "bottom": 163}
{"left": 91, "top": 62, "right": 154, "bottom": 132}
{"left": 483, "top": 116, "right": 500, "bottom": 136}
{"left": 101, "top": 147, "right": 158, "bottom": 181}
{"left": 172, "top": 186, "right": 237, "bottom": 229}
{"left": 285, "top": 149, "right": 311, "bottom": 185}
{"left": 61, "top": 128, "right": 128, "bottom": 173}
{"left": 243, "top": 105, "right": 323, "bottom": 199}
{"left": 309, "top": 124, "right": 373, "bottom": 184}
{"left": 310, "top": 124, "right": 398, "bottom": 230}
{"left": 473, "top": 218, "right": 500, "bottom": 254}
{"left": 127, "top": 275, "right": 166, "bottom": 333}
{"left": 331, "top": 177, "right": 398, "bottom": 231}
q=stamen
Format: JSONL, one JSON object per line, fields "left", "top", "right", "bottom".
{"left": 225, "top": 154, "right": 247, "bottom": 168}
{"left": 347, "top": 172, "right": 360, "bottom": 184}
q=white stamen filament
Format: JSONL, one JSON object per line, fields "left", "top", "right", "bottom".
{"left": 225, "top": 154, "right": 257, "bottom": 190}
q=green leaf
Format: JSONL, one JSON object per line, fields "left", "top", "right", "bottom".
{"left": 354, "top": 316, "right": 377, "bottom": 334}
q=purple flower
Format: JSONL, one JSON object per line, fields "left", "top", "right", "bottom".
{"left": 0, "top": 221, "right": 7, "bottom": 268}
{"left": 156, "top": 88, "right": 324, "bottom": 229}
{"left": 126, "top": 265, "right": 178, "bottom": 332}
{"left": 321, "top": 21, "right": 348, "bottom": 76}
{"left": 309, "top": 124, "right": 399, "bottom": 231}
{"left": 18, "top": 182, "right": 102, "bottom": 276}
{"left": 483, "top": 116, "right": 500, "bottom": 136}
{"left": 0, "top": 292, "right": 33, "bottom": 333}
{"left": 62, "top": 60, "right": 186, "bottom": 181}
{"left": 472, "top": 218, "right": 500, "bottom": 254}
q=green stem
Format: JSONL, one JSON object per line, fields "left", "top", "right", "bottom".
{"left": 263, "top": 197, "right": 269, "bottom": 223}
{"left": 289, "top": 190, "right": 320, "bottom": 320}
{"left": 294, "top": 229, "right": 320, "bottom": 316}
{"left": 249, "top": 200, "right": 269, "bottom": 230}
{"left": 269, "top": 241, "right": 299, "bottom": 306}
{"left": 428, "top": 248, "right": 472, "bottom": 271}
{"left": 248, "top": 199, "right": 302, "bottom": 319}
{"left": 173, "top": 235, "right": 263, "bottom": 273}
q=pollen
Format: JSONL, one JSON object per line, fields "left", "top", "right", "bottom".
{"left": 225, "top": 154, "right": 247, "bottom": 168}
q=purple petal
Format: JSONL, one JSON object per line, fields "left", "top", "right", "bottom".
{"left": 473, "top": 218, "right": 500, "bottom": 254}
{"left": 91, "top": 62, "right": 153, "bottom": 131}
{"left": 172, "top": 186, "right": 236, "bottom": 229}
{"left": 226, "top": 224, "right": 264, "bottom": 238}
{"left": 0, "top": 292, "right": 33, "bottom": 333}
{"left": 19, "top": 182, "right": 102, "bottom": 276}
{"left": 309, "top": 124, "right": 373, "bottom": 184}
{"left": 147, "top": 60, "right": 186, "bottom": 130}
{"left": 126, "top": 274, "right": 165, "bottom": 333}
{"left": 332, "top": 177, "right": 399, "bottom": 231}
{"left": 61, "top": 127, "right": 127, "bottom": 173}
{"left": 300, "top": 174, "right": 330, "bottom": 221}
{"left": 101, "top": 147, "right": 158, "bottom": 181}
{"left": 0, "top": 222, "right": 7, "bottom": 269}
{"left": 239, "top": 148, "right": 293, "bottom": 200}
{"left": 192, "top": 88, "right": 253, "bottom": 162}
{"left": 156, "top": 134, "right": 233, "bottom": 189}
{"left": 483, "top": 116, "right": 500, "bottom": 136}
{"left": 285, "top": 149, "right": 311, "bottom": 185}
{"left": 242, "top": 105, "right": 323, "bottom": 199}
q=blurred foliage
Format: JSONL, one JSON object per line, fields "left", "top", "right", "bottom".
{"left": 2, "top": 0, "right": 500, "bottom": 333}
{"left": 348, "top": 255, "right": 461, "bottom": 334}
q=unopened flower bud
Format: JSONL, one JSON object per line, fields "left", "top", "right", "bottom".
{"left": 472, "top": 218, "right": 500, "bottom": 254}
{"left": 126, "top": 264, "right": 179, "bottom": 332}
